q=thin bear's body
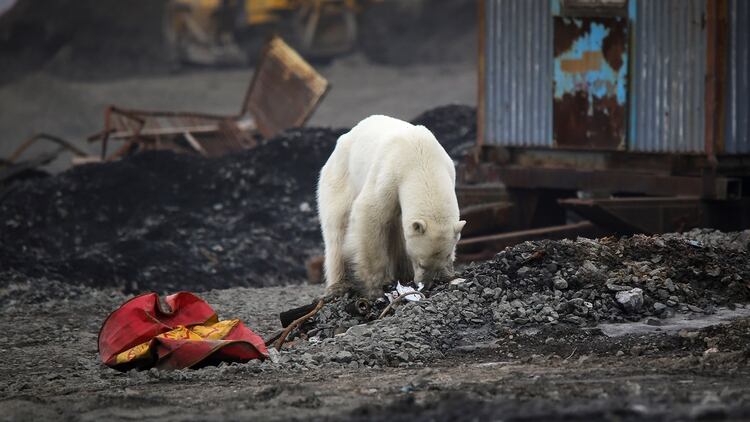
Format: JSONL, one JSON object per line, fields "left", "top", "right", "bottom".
{"left": 317, "top": 115, "right": 465, "bottom": 298}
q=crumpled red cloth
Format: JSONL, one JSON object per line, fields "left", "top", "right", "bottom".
{"left": 98, "top": 292, "right": 268, "bottom": 370}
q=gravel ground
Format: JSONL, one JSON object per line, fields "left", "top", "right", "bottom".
{"left": 274, "top": 230, "right": 750, "bottom": 370}
{"left": 2, "top": 230, "right": 750, "bottom": 421}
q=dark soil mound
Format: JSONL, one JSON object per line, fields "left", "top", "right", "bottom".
{"left": 0, "top": 128, "right": 344, "bottom": 292}
{"left": 411, "top": 104, "right": 476, "bottom": 158}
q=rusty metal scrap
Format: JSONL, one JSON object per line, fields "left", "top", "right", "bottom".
{"left": 559, "top": 196, "right": 750, "bottom": 235}
{"left": 460, "top": 201, "right": 513, "bottom": 238}
{"left": 553, "top": 15, "right": 628, "bottom": 150}
{"left": 8, "top": 133, "right": 89, "bottom": 163}
{"left": 2, "top": 133, "right": 94, "bottom": 184}
{"left": 243, "top": 36, "right": 330, "bottom": 139}
{"left": 471, "top": 164, "right": 741, "bottom": 200}
{"left": 89, "top": 107, "right": 256, "bottom": 160}
{"left": 89, "top": 36, "right": 329, "bottom": 160}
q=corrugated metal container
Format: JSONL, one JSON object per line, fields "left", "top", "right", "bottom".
{"left": 725, "top": 0, "right": 750, "bottom": 154}
{"left": 483, "top": 0, "right": 553, "bottom": 147}
{"left": 630, "top": 0, "right": 706, "bottom": 153}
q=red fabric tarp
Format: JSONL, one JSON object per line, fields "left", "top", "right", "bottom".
{"left": 98, "top": 292, "right": 268, "bottom": 370}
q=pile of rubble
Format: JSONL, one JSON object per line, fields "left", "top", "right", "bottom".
{"left": 274, "top": 230, "right": 750, "bottom": 369}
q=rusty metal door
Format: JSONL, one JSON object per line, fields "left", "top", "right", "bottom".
{"left": 553, "top": 16, "right": 628, "bottom": 150}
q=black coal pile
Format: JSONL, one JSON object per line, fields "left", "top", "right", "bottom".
{"left": 411, "top": 104, "right": 476, "bottom": 158}
{"left": 0, "top": 128, "right": 344, "bottom": 292}
{"left": 276, "top": 232, "right": 750, "bottom": 369}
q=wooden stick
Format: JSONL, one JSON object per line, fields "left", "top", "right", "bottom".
{"left": 273, "top": 298, "right": 325, "bottom": 350}
{"left": 378, "top": 291, "right": 426, "bottom": 319}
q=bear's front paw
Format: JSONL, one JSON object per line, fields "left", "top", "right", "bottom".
{"left": 360, "top": 277, "right": 389, "bottom": 300}
{"left": 325, "top": 279, "right": 353, "bottom": 298}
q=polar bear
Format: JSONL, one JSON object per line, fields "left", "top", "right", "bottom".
{"left": 317, "top": 115, "right": 466, "bottom": 298}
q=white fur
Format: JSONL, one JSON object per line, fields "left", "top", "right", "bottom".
{"left": 317, "top": 115, "right": 465, "bottom": 298}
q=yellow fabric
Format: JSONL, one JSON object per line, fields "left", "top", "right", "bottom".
{"left": 114, "top": 319, "right": 241, "bottom": 366}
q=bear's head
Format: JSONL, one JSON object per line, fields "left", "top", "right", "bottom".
{"left": 404, "top": 218, "right": 466, "bottom": 287}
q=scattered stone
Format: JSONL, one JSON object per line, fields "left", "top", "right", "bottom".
{"left": 271, "top": 232, "right": 750, "bottom": 369}
{"left": 703, "top": 347, "right": 719, "bottom": 356}
{"left": 646, "top": 318, "right": 662, "bottom": 326}
{"left": 616, "top": 288, "right": 644, "bottom": 314}
{"left": 334, "top": 350, "right": 354, "bottom": 363}
{"left": 653, "top": 302, "right": 667, "bottom": 313}
{"left": 688, "top": 305, "right": 705, "bottom": 313}
{"left": 606, "top": 280, "right": 633, "bottom": 292}
{"left": 553, "top": 277, "right": 568, "bottom": 290}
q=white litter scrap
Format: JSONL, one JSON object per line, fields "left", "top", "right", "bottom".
{"left": 386, "top": 281, "right": 424, "bottom": 303}
{"left": 268, "top": 347, "right": 281, "bottom": 363}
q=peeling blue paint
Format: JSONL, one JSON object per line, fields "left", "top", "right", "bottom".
{"left": 550, "top": 0, "right": 560, "bottom": 16}
{"left": 554, "top": 20, "right": 628, "bottom": 107}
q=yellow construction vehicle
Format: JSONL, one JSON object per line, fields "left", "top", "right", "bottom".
{"left": 165, "top": 0, "right": 362, "bottom": 65}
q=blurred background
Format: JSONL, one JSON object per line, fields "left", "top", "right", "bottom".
{"left": 0, "top": 0, "right": 477, "bottom": 170}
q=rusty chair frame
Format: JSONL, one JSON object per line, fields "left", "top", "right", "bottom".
{"left": 89, "top": 36, "right": 330, "bottom": 160}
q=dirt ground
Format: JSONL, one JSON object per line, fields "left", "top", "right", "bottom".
{"left": 3, "top": 280, "right": 750, "bottom": 421}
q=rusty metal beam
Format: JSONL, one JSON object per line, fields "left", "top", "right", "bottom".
{"left": 703, "top": 0, "right": 722, "bottom": 198}
{"left": 460, "top": 201, "right": 513, "bottom": 237}
{"left": 705, "top": 0, "right": 721, "bottom": 159}
{"left": 475, "top": 164, "right": 741, "bottom": 199}
{"left": 477, "top": 146, "right": 750, "bottom": 177}
{"left": 456, "top": 221, "right": 605, "bottom": 261}
{"left": 560, "top": 196, "right": 750, "bottom": 235}
{"left": 8, "top": 133, "right": 89, "bottom": 163}
{"left": 559, "top": 196, "right": 704, "bottom": 235}
{"left": 456, "top": 183, "right": 507, "bottom": 208}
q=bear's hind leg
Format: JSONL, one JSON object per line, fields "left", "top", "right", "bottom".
{"left": 318, "top": 168, "right": 354, "bottom": 296}
{"left": 347, "top": 191, "right": 396, "bottom": 299}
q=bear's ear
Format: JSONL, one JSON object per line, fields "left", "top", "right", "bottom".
{"left": 454, "top": 220, "right": 467, "bottom": 235}
{"left": 411, "top": 219, "right": 427, "bottom": 235}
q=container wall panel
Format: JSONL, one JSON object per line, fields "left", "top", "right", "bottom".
{"left": 630, "top": 0, "right": 706, "bottom": 153}
{"left": 484, "top": 0, "right": 553, "bottom": 147}
{"left": 725, "top": 0, "right": 750, "bottom": 154}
